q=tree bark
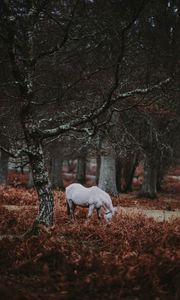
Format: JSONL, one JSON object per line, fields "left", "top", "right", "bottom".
{"left": 156, "top": 157, "right": 167, "bottom": 192}
{"left": 122, "top": 154, "right": 138, "bottom": 192}
{"left": 98, "top": 150, "right": 118, "bottom": 195}
{"left": 0, "top": 151, "right": 9, "bottom": 185}
{"left": 115, "top": 157, "right": 122, "bottom": 193}
{"left": 27, "top": 167, "right": 34, "bottom": 188}
{"left": 96, "top": 155, "right": 101, "bottom": 185}
{"left": 21, "top": 106, "right": 54, "bottom": 227}
{"left": 139, "top": 153, "right": 157, "bottom": 199}
{"left": 76, "top": 156, "right": 86, "bottom": 185}
{"left": 5, "top": 4, "right": 55, "bottom": 230}
{"left": 156, "top": 164, "right": 164, "bottom": 192}
{"left": 30, "top": 143, "right": 54, "bottom": 225}
{"left": 139, "top": 121, "right": 160, "bottom": 199}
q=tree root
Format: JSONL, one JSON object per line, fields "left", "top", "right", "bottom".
{"left": 21, "top": 220, "right": 40, "bottom": 238}
{"left": 21, "top": 220, "right": 53, "bottom": 238}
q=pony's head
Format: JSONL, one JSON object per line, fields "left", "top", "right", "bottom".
{"left": 104, "top": 207, "right": 117, "bottom": 221}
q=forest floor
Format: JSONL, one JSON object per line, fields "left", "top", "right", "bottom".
{"left": 0, "top": 175, "right": 180, "bottom": 300}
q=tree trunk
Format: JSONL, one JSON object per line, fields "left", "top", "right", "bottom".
{"left": 96, "top": 155, "right": 101, "bottom": 185}
{"left": 21, "top": 108, "right": 54, "bottom": 227}
{"left": 156, "top": 167, "right": 164, "bottom": 192}
{"left": 122, "top": 154, "right": 138, "bottom": 192}
{"left": 50, "top": 157, "right": 64, "bottom": 190}
{"left": 0, "top": 151, "right": 9, "bottom": 184}
{"left": 27, "top": 167, "right": 34, "bottom": 188}
{"left": 98, "top": 152, "right": 118, "bottom": 195}
{"left": 29, "top": 143, "right": 54, "bottom": 225}
{"left": 7, "top": 9, "right": 54, "bottom": 230}
{"left": 76, "top": 156, "right": 86, "bottom": 185}
{"left": 139, "top": 121, "right": 160, "bottom": 199}
{"left": 115, "top": 158, "right": 122, "bottom": 193}
{"left": 156, "top": 158, "right": 166, "bottom": 192}
{"left": 139, "top": 153, "right": 157, "bottom": 199}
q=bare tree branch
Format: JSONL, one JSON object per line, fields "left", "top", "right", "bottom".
{"left": 31, "top": 0, "right": 80, "bottom": 66}
{"left": 0, "top": 145, "right": 28, "bottom": 158}
{"left": 39, "top": 76, "right": 171, "bottom": 139}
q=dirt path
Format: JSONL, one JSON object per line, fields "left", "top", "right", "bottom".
{"left": 1, "top": 204, "right": 180, "bottom": 222}
{"left": 119, "top": 206, "right": 180, "bottom": 222}
{"left": 1, "top": 205, "right": 37, "bottom": 211}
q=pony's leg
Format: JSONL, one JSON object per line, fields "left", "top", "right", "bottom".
{"left": 96, "top": 207, "right": 101, "bottom": 220}
{"left": 67, "top": 199, "right": 75, "bottom": 219}
{"left": 87, "top": 204, "right": 95, "bottom": 218}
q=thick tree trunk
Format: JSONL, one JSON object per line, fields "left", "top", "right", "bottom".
{"left": 7, "top": 9, "right": 54, "bottom": 230}
{"left": 98, "top": 112, "right": 119, "bottom": 195}
{"left": 50, "top": 156, "right": 64, "bottom": 190}
{"left": 29, "top": 143, "right": 54, "bottom": 225}
{"left": 98, "top": 152, "right": 118, "bottom": 195}
{"left": 139, "top": 121, "right": 160, "bottom": 199}
{"left": 0, "top": 151, "right": 9, "bottom": 184}
{"left": 139, "top": 153, "right": 157, "bottom": 199}
{"left": 76, "top": 156, "right": 86, "bottom": 184}
{"left": 21, "top": 109, "right": 54, "bottom": 227}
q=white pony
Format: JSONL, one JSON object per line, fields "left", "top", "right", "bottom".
{"left": 65, "top": 183, "right": 116, "bottom": 220}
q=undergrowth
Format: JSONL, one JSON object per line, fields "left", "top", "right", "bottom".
{"left": 0, "top": 187, "right": 179, "bottom": 300}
